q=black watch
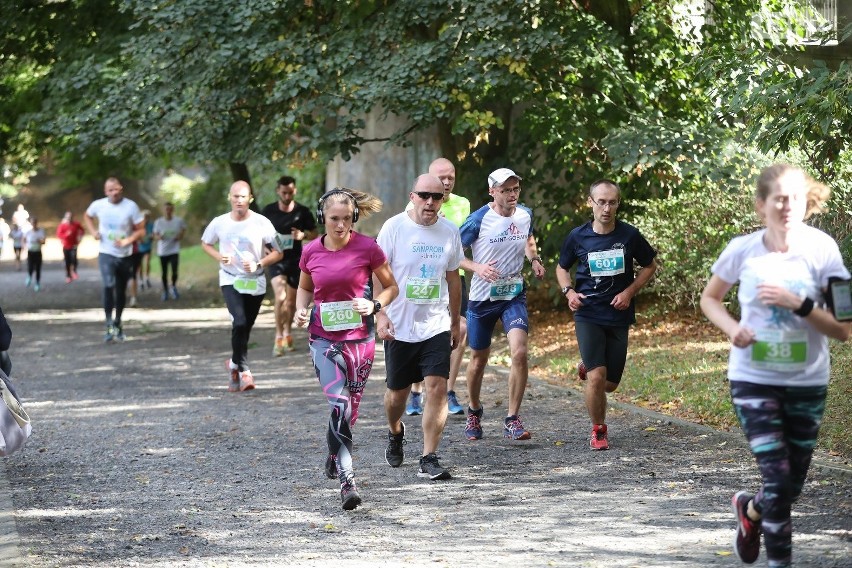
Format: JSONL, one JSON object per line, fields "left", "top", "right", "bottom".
{"left": 373, "top": 300, "right": 382, "bottom": 315}
{"left": 561, "top": 285, "right": 573, "bottom": 295}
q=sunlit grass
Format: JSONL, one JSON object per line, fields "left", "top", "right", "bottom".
{"left": 529, "top": 299, "right": 852, "bottom": 461}
{"left": 176, "top": 244, "right": 220, "bottom": 289}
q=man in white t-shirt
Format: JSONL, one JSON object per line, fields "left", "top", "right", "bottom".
{"left": 376, "top": 174, "right": 462, "bottom": 480}
{"left": 84, "top": 177, "right": 146, "bottom": 342}
{"left": 153, "top": 202, "right": 188, "bottom": 301}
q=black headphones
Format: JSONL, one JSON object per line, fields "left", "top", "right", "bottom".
{"left": 316, "top": 188, "right": 359, "bottom": 224}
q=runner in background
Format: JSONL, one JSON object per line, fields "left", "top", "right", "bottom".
{"left": 153, "top": 202, "right": 187, "bottom": 301}
{"left": 56, "top": 211, "right": 85, "bottom": 283}
{"left": 84, "top": 177, "right": 146, "bottom": 343}
{"left": 201, "top": 181, "right": 282, "bottom": 393}
{"left": 0, "top": 217, "right": 9, "bottom": 265}
{"left": 295, "top": 188, "right": 398, "bottom": 511}
{"left": 10, "top": 223, "right": 24, "bottom": 271}
{"left": 260, "top": 176, "right": 317, "bottom": 356}
{"left": 23, "top": 217, "right": 46, "bottom": 292}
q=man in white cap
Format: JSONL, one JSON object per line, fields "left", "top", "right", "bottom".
{"left": 458, "top": 167, "right": 545, "bottom": 440}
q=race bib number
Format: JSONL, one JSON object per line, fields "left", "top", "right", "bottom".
{"left": 490, "top": 276, "right": 523, "bottom": 301}
{"left": 320, "top": 301, "right": 363, "bottom": 332}
{"left": 588, "top": 249, "right": 625, "bottom": 277}
{"left": 275, "top": 233, "right": 294, "bottom": 251}
{"left": 750, "top": 329, "right": 808, "bottom": 371}
{"left": 233, "top": 276, "right": 259, "bottom": 294}
{"left": 406, "top": 277, "right": 441, "bottom": 304}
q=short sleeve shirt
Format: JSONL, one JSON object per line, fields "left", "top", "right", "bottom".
{"left": 86, "top": 197, "right": 145, "bottom": 258}
{"left": 260, "top": 202, "right": 317, "bottom": 266}
{"left": 711, "top": 226, "right": 849, "bottom": 387}
{"left": 558, "top": 220, "right": 657, "bottom": 326}
{"left": 377, "top": 212, "right": 462, "bottom": 342}
{"left": 299, "top": 231, "right": 387, "bottom": 342}
{"left": 459, "top": 203, "right": 535, "bottom": 303}
{"left": 201, "top": 211, "right": 277, "bottom": 296}
{"left": 153, "top": 217, "right": 187, "bottom": 256}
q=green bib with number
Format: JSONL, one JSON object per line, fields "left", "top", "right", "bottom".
{"left": 320, "top": 301, "right": 363, "bottom": 332}
{"left": 751, "top": 329, "right": 808, "bottom": 371}
{"left": 233, "top": 276, "right": 259, "bottom": 294}
{"left": 406, "top": 277, "right": 440, "bottom": 304}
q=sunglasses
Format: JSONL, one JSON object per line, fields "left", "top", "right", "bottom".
{"left": 414, "top": 191, "right": 444, "bottom": 201}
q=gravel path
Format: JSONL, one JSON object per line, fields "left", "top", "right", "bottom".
{"left": 0, "top": 251, "right": 849, "bottom": 567}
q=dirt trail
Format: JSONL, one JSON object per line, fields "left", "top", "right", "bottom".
{"left": 0, "top": 251, "right": 849, "bottom": 567}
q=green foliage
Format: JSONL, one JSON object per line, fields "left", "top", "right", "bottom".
{"left": 159, "top": 172, "right": 197, "bottom": 207}
{"left": 627, "top": 179, "right": 759, "bottom": 311}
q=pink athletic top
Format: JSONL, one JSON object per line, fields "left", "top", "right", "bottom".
{"left": 299, "top": 230, "right": 386, "bottom": 342}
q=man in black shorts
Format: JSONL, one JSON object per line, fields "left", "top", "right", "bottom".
{"left": 261, "top": 176, "right": 317, "bottom": 356}
{"left": 376, "top": 174, "right": 463, "bottom": 480}
{"left": 556, "top": 179, "right": 657, "bottom": 450}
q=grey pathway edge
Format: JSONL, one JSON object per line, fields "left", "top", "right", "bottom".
{"left": 1, "top": 259, "right": 850, "bottom": 567}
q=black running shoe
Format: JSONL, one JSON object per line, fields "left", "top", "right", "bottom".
{"left": 385, "top": 422, "right": 405, "bottom": 467}
{"left": 341, "top": 479, "right": 361, "bottom": 511}
{"left": 418, "top": 453, "right": 451, "bottom": 481}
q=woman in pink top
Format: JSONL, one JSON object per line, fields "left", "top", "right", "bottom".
{"left": 296, "top": 188, "right": 398, "bottom": 511}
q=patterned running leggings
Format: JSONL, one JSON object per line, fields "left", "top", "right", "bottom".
{"left": 309, "top": 337, "right": 375, "bottom": 484}
{"left": 730, "top": 380, "right": 827, "bottom": 568}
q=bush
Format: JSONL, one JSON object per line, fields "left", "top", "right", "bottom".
{"left": 627, "top": 184, "right": 758, "bottom": 311}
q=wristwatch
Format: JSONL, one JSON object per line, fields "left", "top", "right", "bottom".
{"left": 561, "top": 285, "right": 573, "bottom": 295}
{"left": 373, "top": 300, "right": 382, "bottom": 315}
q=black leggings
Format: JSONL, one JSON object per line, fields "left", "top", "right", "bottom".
{"left": 98, "top": 253, "right": 134, "bottom": 325}
{"left": 63, "top": 247, "right": 78, "bottom": 277}
{"left": 731, "top": 380, "right": 827, "bottom": 567}
{"left": 221, "top": 285, "right": 264, "bottom": 372}
{"left": 26, "top": 251, "right": 42, "bottom": 284}
{"left": 159, "top": 254, "right": 179, "bottom": 288}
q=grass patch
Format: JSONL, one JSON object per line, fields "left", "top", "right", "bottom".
{"left": 528, "top": 295, "right": 852, "bottom": 462}
{"left": 175, "top": 245, "right": 221, "bottom": 289}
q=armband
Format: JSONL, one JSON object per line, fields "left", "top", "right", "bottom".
{"left": 530, "top": 256, "right": 543, "bottom": 265}
{"left": 793, "top": 297, "right": 814, "bottom": 317}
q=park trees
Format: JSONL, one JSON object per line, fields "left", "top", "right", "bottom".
{"left": 2, "top": 1, "right": 850, "bottom": 296}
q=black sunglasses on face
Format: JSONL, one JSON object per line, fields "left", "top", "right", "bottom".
{"left": 414, "top": 191, "right": 444, "bottom": 201}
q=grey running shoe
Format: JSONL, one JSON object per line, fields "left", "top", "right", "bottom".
{"left": 385, "top": 422, "right": 405, "bottom": 467}
{"left": 103, "top": 323, "right": 115, "bottom": 343}
{"left": 418, "top": 453, "right": 451, "bottom": 481}
{"left": 340, "top": 478, "right": 361, "bottom": 510}
{"left": 114, "top": 324, "right": 126, "bottom": 342}
{"left": 325, "top": 454, "right": 337, "bottom": 480}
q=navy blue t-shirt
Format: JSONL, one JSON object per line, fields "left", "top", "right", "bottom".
{"left": 558, "top": 220, "right": 656, "bottom": 326}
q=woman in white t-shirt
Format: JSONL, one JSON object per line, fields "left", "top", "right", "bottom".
{"left": 202, "top": 181, "right": 282, "bottom": 393}
{"left": 701, "top": 164, "right": 851, "bottom": 567}
{"left": 23, "top": 217, "right": 46, "bottom": 292}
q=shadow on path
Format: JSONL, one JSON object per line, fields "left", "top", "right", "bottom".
{"left": 0, "top": 259, "right": 850, "bottom": 567}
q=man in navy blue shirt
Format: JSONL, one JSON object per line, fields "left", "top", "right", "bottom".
{"left": 556, "top": 179, "right": 658, "bottom": 451}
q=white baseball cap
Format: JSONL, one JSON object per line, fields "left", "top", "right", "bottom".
{"left": 487, "top": 168, "right": 522, "bottom": 188}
